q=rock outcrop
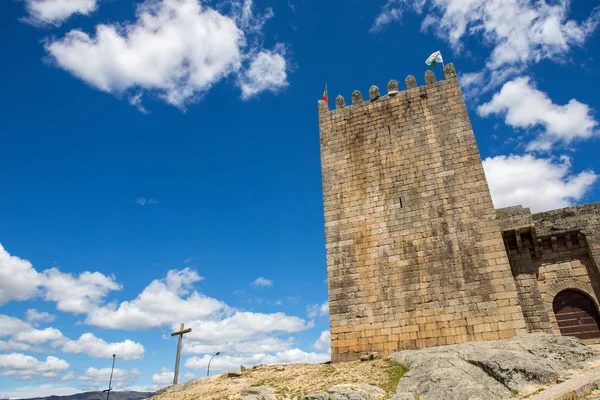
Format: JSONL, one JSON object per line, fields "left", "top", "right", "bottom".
{"left": 390, "top": 333, "right": 594, "bottom": 400}
{"left": 152, "top": 334, "right": 598, "bottom": 400}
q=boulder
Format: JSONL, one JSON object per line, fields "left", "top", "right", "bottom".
{"left": 227, "top": 371, "right": 242, "bottom": 378}
{"left": 304, "top": 384, "right": 385, "bottom": 400}
{"left": 389, "top": 333, "right": 596, "bottom": 400}
{"left": 241, "top": 386, "right": 277, "bottom": 400}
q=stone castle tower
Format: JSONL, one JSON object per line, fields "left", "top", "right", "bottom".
{"left": 318, "top": 64, "right": 529, "bottom": 362}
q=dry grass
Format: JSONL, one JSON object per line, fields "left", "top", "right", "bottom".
{"left": 153, "top": 359, "right": 406, "bottom": 400}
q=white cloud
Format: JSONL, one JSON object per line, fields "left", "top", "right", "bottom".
{"left": 0, "top": 341, "right": 33, "bottom": 352}
{"left": 239, "top": 48, "right": 288, "bottom": 99}
{"left": 0, "top": 245, "right": 121, "bottom": 311}
{"left": 61, "top": 372, "right": 76, "bottom": 381}
{"left": 478, "top": 77, "right": 598, "bottom": 150}
{"left": 251, "top": 277, "right": 273, "bottom": 288}
{"left": 312, "top": 330, "right": 331, "bottom": 353}
{"left": 42, "top": 268, "right": 122, "bottom": 314}
{"left": 0, "top": 353, "right": 69, "bottom": 380}
{"left": 483, "top": 154, "right": 597, "bottom": 212}
{"left": 59, "top": 333, "right": 145, "bottom": 360}
{"left": 0, "top": 385, "right": 82, "bottom": 399}
{"left": 45, "top": 0, "right": 288, "bottom": 109}
{"left": 0, "top": 245, "right": 42, "bottom": 305}
{"left": 0, "top": 315, "right": 32, "bottom": 337}
{"left": 184, "top": 337, "right": 294, "bottom": 355}
{"left": 183, "top": 312, "right": 310, "bottom": 344}
{"left": 151, "top": 367, "right": 174, "bottom": 385}
{"left": 373, "top": 0, "right": 599, "bottom": 96}
{"left": 14, "top": 327, "right": 63, "bottom": 344}
{"left": 135, "top": 198, "right": 158, "bottom": 206}
{"left": 25, "top": 309, "right": 56, "bottom": 324}
{"left": 306, "top": 301, "right": 329, "bottom": 319}
{"left": 185, "top": 348, "right": 330, "bottom": 372}
{"left": 85, "top": 268, "right": 226, "bottom": 329}
{"left": 373, "top": 0, "right": 599, "bottom": 71}
{"left": 78, "top": 367, "right": 141, "bottom": 388}
{"left": 25, "top": 0, "right": 97, "bottom": 26}
{"left": 0, "top": 314, "right": 144, "bottom": 359}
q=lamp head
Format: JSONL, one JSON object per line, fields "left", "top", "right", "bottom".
{"left": 216, "top": 352, "right": 220, "bottom": 356}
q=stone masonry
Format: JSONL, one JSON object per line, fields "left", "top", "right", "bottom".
{"left": 318, "top": 63, "right": 600, "bottom": 362}
{"left": 498, "top": 204, "right": 600, "bottom": 337}
{"left": 318, "top": 64, "right": 528, "bottom": 362}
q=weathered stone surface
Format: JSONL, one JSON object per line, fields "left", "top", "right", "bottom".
{"left": 319, "top": 63, "right": 527, "bottom": 362}
{"left": 241, "top": 386, "right": 277, "bottom": 400}
{"left": 496, "top": 203, "right": 600, "bottom": 335}
{"left": 389, "top": 333, "right": 595, "bottom": 400}
{"left": 424, "top": 70, "right": 436, "bottom": 84}
{"left": 369, "top": 85, "right": 380, "bottom": 101}
{"left": 387, "top": 80, "right": 399, "bottom": 93}
{"left": 304, "top": 384, "right": 385, "bottom": 400}
{"left": 388, "top": 395, "right": 413, "bottom": 400}
{"left": 227, "top": 371, "right": 242, "bottom": 378}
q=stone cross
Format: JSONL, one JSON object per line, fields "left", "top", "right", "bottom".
{"left": 170, "top": 323, "right": 192, "bottom": 385}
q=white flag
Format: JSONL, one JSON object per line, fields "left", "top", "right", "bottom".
{"left": 425, "top": 51, "right": 443, "bottom": 67}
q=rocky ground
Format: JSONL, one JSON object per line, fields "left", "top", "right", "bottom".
{"left": 152, "top": 334, "right": 600, "bottom": 400}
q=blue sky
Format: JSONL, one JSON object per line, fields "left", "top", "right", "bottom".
{"left": 1, "top": 0, "right": 599, "bottom": 397}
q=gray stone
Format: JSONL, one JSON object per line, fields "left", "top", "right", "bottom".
{"left": 351, "top": 90, "right": 363, "bottom": 105}
{"left": 304, "top": 384, "right": 385, "bottom": 400}
{"left": 335, "top": 95, "right": 346, "bottom": 109}
{"left": 387, "top": 80, "right": 399, "bottom": 93}
{"left": 388, "top": 395, "right": 414, "bottom": 400}
{"left": 369, "top": 85, "right": 380, "bottom": 101}
{"left": 424, "top": 70, "right": 436, "bottom": 85}
{"left": 389, "top": 333, "right": 595, "bottom": 400}
{"left": 241, "top": 386, "right": 277, "bottom": 400}
{"left": 405, "top": 75, "right": 417, "bottom": 89}
{"left": 443, "top": 63, "right": 456, "bottom": 79}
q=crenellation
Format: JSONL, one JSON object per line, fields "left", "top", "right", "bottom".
{"left": 369, "top": 85, "right": 380, "bottom": 101}
{"left": 319, "top": 64, "right": 600, "bottom": 359}
{"left": 405, "top": 75, "right": 417, "bottom": 89}
{"left": 351, "top": 90, "right": 363, "bottom": 105}
{"left": 424, "top": 70, "right": 436, "bottom": 85}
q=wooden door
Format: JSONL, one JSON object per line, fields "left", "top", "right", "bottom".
{"left": 553, "top": 290, "right": 600, "bottom": 340}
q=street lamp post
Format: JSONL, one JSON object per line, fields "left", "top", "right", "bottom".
{"left": 207, "top": 352, "right": 220, "bottom": 377}
{"left": 102, "top": 354, "right": 116, "bottom": 400}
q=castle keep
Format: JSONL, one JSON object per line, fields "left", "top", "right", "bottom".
{"left": 318, "top": 63, "right": 600, "bottom": 362}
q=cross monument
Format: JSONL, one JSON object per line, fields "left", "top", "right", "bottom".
{"left": 170, "top": 323, "right": 192, "bottom": 385}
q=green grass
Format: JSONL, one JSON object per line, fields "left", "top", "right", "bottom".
{"left": 381, "top": 359, "right": 409, "bottom": 395}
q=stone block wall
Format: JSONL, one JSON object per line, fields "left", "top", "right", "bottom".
{"left": 498, "top": 204, "right": 600, "bottom": 335}
{"left": 318, "top": 64, "right": 527, "bottom": 362}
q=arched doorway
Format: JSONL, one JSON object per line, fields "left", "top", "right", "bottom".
{"left": 553, "top": 290, "right": 600, "bottom": 339}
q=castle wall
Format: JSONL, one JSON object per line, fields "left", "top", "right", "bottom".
{"left": 498, "top": 204, "right": 600, "bottom": 337}
{"left": 319, "top": 64, "right": 527, "bottom": 362}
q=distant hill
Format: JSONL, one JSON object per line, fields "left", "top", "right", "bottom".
{"left": 1, "top": 391, "right": 153, "bottom": 400}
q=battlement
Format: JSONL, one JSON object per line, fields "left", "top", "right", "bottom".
{"left": 319, "top": 61, "right": 528, "bottom": 362}
{"left": 318, "top": 63, "right": 457, "bottom": 114}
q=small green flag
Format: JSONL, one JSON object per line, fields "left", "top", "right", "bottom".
{"left": 425, "top": 51, "right": 443, "bottom": 68}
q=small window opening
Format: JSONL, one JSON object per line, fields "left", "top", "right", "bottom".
{"left": 399, "top": 197, "right": 403, "bottom": 208}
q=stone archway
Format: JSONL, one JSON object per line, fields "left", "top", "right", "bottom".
{"left": 553, "top": 289, "right": 600, "bottom": 340}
